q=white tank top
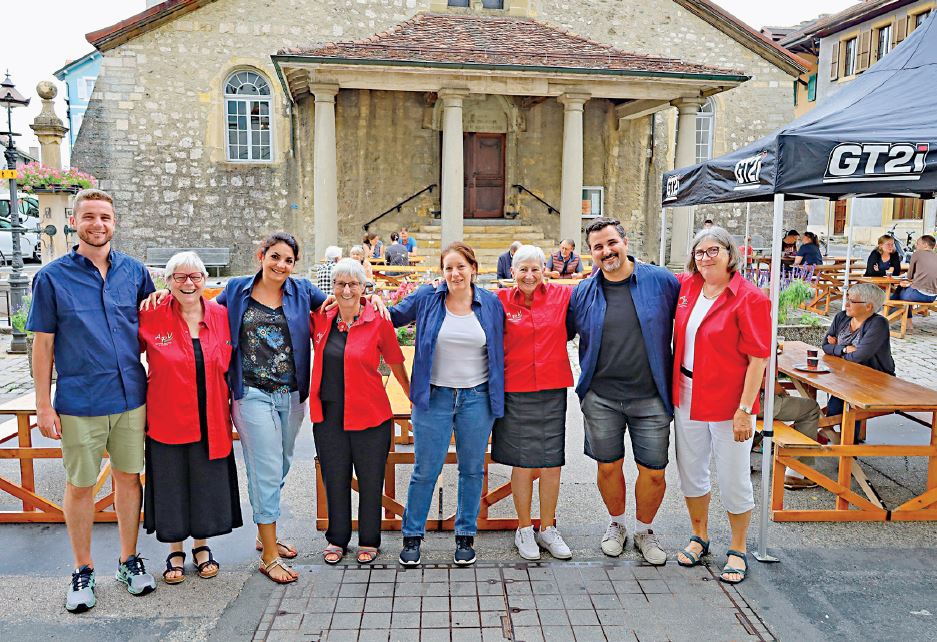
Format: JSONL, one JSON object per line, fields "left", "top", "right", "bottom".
{"left": 430, "top": 308, "right": 489, "bottom": 388}
{"left": 682, "top": 293, "right": 719, "bottom": 371}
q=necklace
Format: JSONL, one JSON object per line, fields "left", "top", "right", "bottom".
{"left": 702, "top": 287, "right": 725, "bottom": 300}
{"left": 337, "top": 311, "right": 359, "bottom": 332}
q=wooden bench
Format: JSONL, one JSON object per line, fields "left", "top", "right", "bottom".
{"left": 882, "top": 299, "right": 937, "bottom": 338}
{"left": 145, "top": 247, "right": 232, "bottom": 277}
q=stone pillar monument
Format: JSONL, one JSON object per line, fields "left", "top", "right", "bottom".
{"left": 29, "top": 81, "right": 71, "bottom": 263}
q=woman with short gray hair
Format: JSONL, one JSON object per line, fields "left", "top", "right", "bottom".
{"left": 348, "top": 244, "right": 375, "bottom": 283}
{"left": 309, "top": 259, "right": 410, "bottom": 565}
{"left": 493, "top": 244, "right": 576, "bottom": 562}
{"left": 821, "top": 282, "right": 895, "bottom": 442}
{"left": 685, "top": 227, "right": 744, "bottom": 275}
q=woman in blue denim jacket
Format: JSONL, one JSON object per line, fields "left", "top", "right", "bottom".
{"left": 390, "top": 242, "right": 504, "bottom": 567}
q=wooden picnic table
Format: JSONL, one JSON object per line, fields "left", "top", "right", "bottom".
{"left": 371, "top": 256, "right": 425, "bottom": 266}
{"left": 856, "top": 275, "right": 903, "bottom": 299}
{"left": 802, "top": 264, "right": 866, "bottom": 315}
{"left": 773, "top": 341, "right": 937, "bottom": 521}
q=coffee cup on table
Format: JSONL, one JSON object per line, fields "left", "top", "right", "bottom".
{"left": 807, "top": 356, "right": 819, "bottom": 369}
{"left": 807, "top": 348, "right": 819, "bottom": 359}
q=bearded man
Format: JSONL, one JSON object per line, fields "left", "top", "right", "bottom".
{"left": 568, "top": 217, "right": 679, "bottom": 566}
{"left": 27, "top": 188, "right": 158, "bottom": 612}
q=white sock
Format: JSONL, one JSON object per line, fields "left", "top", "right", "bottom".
{"left": 786, "top": 467, "right": 804, "bottom": 479}
{"left": 636, "top": 518, "right": 653, "bottom": 532}
{"left": 609, "top": 512, "right": 626, "bottom": 525}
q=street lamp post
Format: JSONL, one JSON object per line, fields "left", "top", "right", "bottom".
{"left": 1, "top": 72, "right": 32, "bottom": 354}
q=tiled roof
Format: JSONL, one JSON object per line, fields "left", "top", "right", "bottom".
{"left": 784, "top": 0, "right": 918, "bottom": 41}
{"left": 278, "top": 13, "right": 741, "bottom": 78}
{"left": 87, "top": 0, "right": 214, "bottom": 51}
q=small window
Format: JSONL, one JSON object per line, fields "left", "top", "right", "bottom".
{"left": 914, "top": 10, "right": 932, "bottom": 30}
{"left": 695, "top": 99, "right": 714, "bottom": 164}
{"left": 875, "top": 24, "right": 892, "bottom": 61}
{"left": 807, "top": 73, "right": 817, "bottom": 101}
{"left": 76, "top": 77, "right": 96, "bottom": 101}
{"left": 894, "top": 197, "right": 924, "bottom": 220}
{"left": 447, "top": 0, "right": 471, "bottom": 6}
{"left": 224, "top": 70, "right": 273, "bottom": 162}
{"left": 481, "top": 0, "right": 504, "bottom": 7}
{"left": 843, "top": 37, "right": 858, "bottom": 76}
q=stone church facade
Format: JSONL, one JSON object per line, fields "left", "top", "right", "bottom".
{"left": 74, "top": 0, "right": 806, "bottom": 272}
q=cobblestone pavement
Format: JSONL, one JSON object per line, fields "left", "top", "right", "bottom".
{"left": 252, "top": 561, "right": 774, "bottom": 642}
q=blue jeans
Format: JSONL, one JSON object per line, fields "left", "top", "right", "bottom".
{"left": 232, "top": 386, "right": 306, "bottom": 524}
{"left": 897, "top": 287, "right": 937, "bottom": 303}
{"left": 402, "top": 383, "right": 495, "bottom": 537}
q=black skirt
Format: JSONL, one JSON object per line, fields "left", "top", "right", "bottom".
{"left": 491, "top": 388, "right": 567, "bottom": 468}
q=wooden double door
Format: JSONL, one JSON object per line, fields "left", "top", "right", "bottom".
{"left": 462, "top": 133, "right": 505, "bottom": 219}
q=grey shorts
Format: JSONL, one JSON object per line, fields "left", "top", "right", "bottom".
{"left": 580, "top": 390, "right": 671, "bottom": 469}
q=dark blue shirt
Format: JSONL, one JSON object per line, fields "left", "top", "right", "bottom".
{"left": 569, "top": 260, "right": 680, "bottom": 414}
{"left": 796, "top": 243, "right": 824, "bottom": 266}
{"left": 496, "top": 251, "right": 513, "bottom": 281}
{"left": 403, "top": 237, "right": 417, "bottom": 253}
{"left": 26, "top": 248, "right": 156, "bottom": 416}
{"left": 390, "top": 283, "right": 505, "bottom": 417}
{"left": 216, "top": 273, "right": 326, "bottom": 403}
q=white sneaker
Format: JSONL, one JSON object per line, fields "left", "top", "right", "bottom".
{"left": 600, "top": 521, "right": 627, "bottom": 557}
{"left": 633, "top": 529, "right": 667, "bottom": 566}
{"left": 515, "top": 526, "right": 540, "bottom": 560}
{"left": 535, "top": 526, "right": 572, "bottom": 560}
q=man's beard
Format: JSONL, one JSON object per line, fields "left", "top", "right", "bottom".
{"left": 600, "top": 252, "right": 621, "bottom": 272}
{"left": 78, "top": 229, "right": 113, "bottom": 247}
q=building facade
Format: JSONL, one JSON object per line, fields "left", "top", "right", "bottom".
{"left": 73, "top": 0, "right": 804, "bottom": 272}
{"left": 783, "top": 0, "right": 937, "bottom": 245}
{"left": 53, "top": 50, "right": 102, "bottom": 153}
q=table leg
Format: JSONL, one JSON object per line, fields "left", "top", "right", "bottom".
{"left": 928, "top": 412, "right": 937, "bottom": 505}
{"left": 17, "top": 414, "right": 34, "bottom": 513}
{"left": 850, "top": 461, "right": 885, "bottom": 509}
{"left": 837, "top": 405, "right": 856, "bottom": 511}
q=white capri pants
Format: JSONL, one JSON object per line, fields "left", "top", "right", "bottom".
{"left": 674, "top": 375, "right": 755, "bottom": 514}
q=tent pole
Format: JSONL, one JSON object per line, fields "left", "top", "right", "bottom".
{"left": 754, "top": 193, "right": 783, "bottom": 564}
{"left": 659, "top": 207, "right": 667, "bottom": 267}
{"left": 744, "top": 203, "right": 751, "bottom": 279}
{"left": 842, "top": 199, "right": 856, "bottom": 305}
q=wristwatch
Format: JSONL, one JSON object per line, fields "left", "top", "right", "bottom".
{"left": 738, "top": 404, "right": 753, "bottom": 415}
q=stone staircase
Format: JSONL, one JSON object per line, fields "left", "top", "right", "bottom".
{"left": 411, "top": 222, "right": 559, "bottom": 270}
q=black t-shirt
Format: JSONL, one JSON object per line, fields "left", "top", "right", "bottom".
{"left": 589, "top": 278, "right": 658, "bottom": 400}
{"left": 240, "top": 299, "right": 298, "bottom": 393}
{"left": 192, "top": 338, "right": 208, "bottom": 441}
{"left": 320, "top": 317, "right": 347, "bottom": 403}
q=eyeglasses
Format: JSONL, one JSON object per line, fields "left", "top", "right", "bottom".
{"left": 170, "top": 272, "right": 204, "bottom": 284}
{"left": 334, "top": 281, "right": 362, "bottom": 290}
{"left": 845, "top": 298, "right": 867, "bottom": 305}
{"left": 693, "top": 246, "right": 724, "bottom": 260}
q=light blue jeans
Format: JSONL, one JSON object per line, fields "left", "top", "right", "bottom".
{"left": 402, "top": 383, "right": 495, "bottom": 537}
{"left": 232, "top": 386, "right": 306, "bottom": 524}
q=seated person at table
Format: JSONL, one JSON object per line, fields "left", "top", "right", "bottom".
{"left": 384, "top": 233, "right": 409, "bottom": 266}
{"left": 316, "top": 246, "right": 342, "bottom": 291}
{"left": 739, "top": 236, "right": 755, "bottom": 266}
{"left": 793, "top": 232, "right": 823, "bottom": 266}
{"left": 821, "top": 283, "right": 895, "bottom": 443}
{"left": 363, "top": 232, "right": 383, "bottom": 260}
{"left": 400, "top": 227, "right": 418, "bottom": 254}
{"left": 545, "top": 239, "right": 584, "bottom": 280}
{"left": 864, "top": 235, "right": 903, "bottom": 278}
{"left": 349, "top": 245, "right": 375, "bottom": 283}
{"left": 782, "top": 230, "right": 799, "bottom": 256}
{"left": 896, "top": 235, "right": 937, "bottom": 305}
{"left": 497, "top": 241, "right": 522, "bottom": 281}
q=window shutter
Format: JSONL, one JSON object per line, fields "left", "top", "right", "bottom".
{"left": 830, "top": 41, "right": 840, "bottom": 80}
{"left": 807, "top": 73, "right": 817, "bottom": 101}
{"left": 857, "top": 30, "right": 872, "bottom": 72}
{"left": 895, "top": 17, "right": 907, "bottom": 44}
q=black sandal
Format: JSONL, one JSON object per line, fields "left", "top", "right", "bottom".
{"left": 192, "top": 546, "right": 219, "bottom": 579}
{"left": 163, "top": 551, "right": 186, "bottom": 585}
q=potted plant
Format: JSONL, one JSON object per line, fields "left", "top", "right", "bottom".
{"left": 16, "top": 162, "right": 97, "bottom": 194}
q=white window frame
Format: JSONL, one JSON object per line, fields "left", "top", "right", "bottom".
{"left": 224, "top": 70, "right": 274, "bottom": 163}
{"left": 915, "top": 9, "right": 932, "bottom": 29}
{"left": 875, "top": 24, "right": 892, "bottom": 61}
{"left": 843, "top": 37, "right": 858, "bottom": 76}
{"left": 695, "top": 99, "right": 715, "bottom": 164}
{"left": 76, "top": 76, "right": 96, "bottom": 101}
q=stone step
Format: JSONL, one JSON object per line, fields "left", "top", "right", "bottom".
{"left": 416, "top": 224, "right": 543, "bottom": 235}
{"left": 418, "top": 238, "right": 552, "bottom": 250}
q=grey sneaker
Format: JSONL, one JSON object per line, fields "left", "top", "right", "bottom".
{"left": 536, "top": 526, "right": 572, "bottom": 560}
{"left": 634, "top": 529, "right": 667, "bottom": 566}
{"left": 601, "top": 521, "right": 627, "bottom": 557}
{"left": 116, "top": 555, "right": 156, "bottom": 596}
{"left": 66, "top": 565, "right": 96, "bottom": 613}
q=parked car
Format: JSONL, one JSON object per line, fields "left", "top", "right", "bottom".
{"left": 0, "top": 192, "right": 42, "bottom": 262}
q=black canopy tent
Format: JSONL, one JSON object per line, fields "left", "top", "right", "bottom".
{"left": 659, "top": 12, "right": 937, "bottom": 561}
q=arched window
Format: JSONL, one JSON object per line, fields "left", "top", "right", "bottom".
{"left": 695, "top": 98, "right": 715, "bottom": 164}
{"left": 225, "top": 70, "right": 272, "bottom": 162}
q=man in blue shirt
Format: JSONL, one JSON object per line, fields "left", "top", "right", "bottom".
{"left": 569, "top": 218, "right": 679, "bottom": 566}
{"left": 496, "top": 241, "right": 522, "bottom": 281}
{"left": 400, "top": 226, "right": 418, "bottom": 253}
{"left": 27, "top": 189, "right": 157, "bottom": 612}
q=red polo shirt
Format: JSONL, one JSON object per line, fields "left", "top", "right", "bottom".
{"left": 672, "top": 271, "right": 771, "bottom": 421}
{"left": 138, "top": 297, "right": 234, "bottom": 460}
{"left": 498, "top": 282, "right": 574, "bottom": 393}
{"left": 309, "top": 301, "right": 404, "bottom": 430}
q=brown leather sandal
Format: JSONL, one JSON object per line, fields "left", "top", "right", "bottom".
{"left": 259, "top": 557, "right": 297, "bottom": 584}
{"left": 255, "top": 537, "right": 298, "bottom": 559}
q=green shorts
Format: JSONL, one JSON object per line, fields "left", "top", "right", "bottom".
{"left": 60, "top": 404, "right": 146, "bottom": 488}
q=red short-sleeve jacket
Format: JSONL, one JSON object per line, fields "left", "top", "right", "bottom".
{"left": 498, "top": 282, "right": 574, "bottom": 393}
{"left": 672, "top": 271, "right": 771, "bottom": 421}
{"left": 309, "top": 301, "right": 404, "bottom": 430}
{"left": 138, "top": 297, "right": 234, "bottom": 459}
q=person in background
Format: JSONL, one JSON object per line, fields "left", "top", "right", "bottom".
{"left": 793, "top": 231, "right": 823, "bottom": 266}
{"left": 864, "top": 235, "right": 903, "bottom": 278}
{"left": 702, "top": 219, "right": 715, "bottom": 230}
{"left": 545, "top": 239, "right": 585, "bottom": 280}
{"left": 385, "top": 232, "right": 409, "bottom": 266}
{"left": 349, "top": 245, "right": 375, "bottom": 283}
{"left": 494, "top": 245, "right": 574, "bottom": 561}
{"left": 672, "top": 227, "right": 771, "bottom": 585}
{"left": 316, "top": 246, "right": 342, "bottom": 291}
{"left": 822, "top": 282, "right": 895, "bottom": 443}
{"left": 363, "top": 232, "right": 383, "bottom": 260}
{"left": 897, "top": 235, "right": 937, "bottom": 306}
{"left": 400, "top": 227, "right": 418, "bottom": 254}
{"left": 139, "top": 251, "right": 241, "bottom": 585}
{"left": 738, "top": 236, "right": 755, "bottom": 267}
{"left": 497, "top": 241, "right": 522, "bottom": 281}
{"left": 390, "top": 242, "right": 504, "bottom": 567}
{"left": 782, "top": 230, "right": 799, "bottom": 256}
{"left": 309, "top": 259, "right": 410, "bottom": 565}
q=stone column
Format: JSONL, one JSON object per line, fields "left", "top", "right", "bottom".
{"left": 558, "top": 93, "right": 590, "bottom": 249}
{"left": 439, "top": 89, "right": 468, "bottom": 248}
{"left": 29, "top": 81, "right": 70, "bottom": 262}
{"left": 668, "top": 98, "right": 705, "bottom": 267}
{"left": 311, "top": 84, "right": 339, "bottom": 261}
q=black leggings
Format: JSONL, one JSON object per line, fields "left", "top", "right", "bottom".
{"left": 313, "top": 401, "right": 392, "bottom": 549}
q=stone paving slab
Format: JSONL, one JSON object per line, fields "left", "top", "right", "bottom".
{"left": 252, "top": 561, "right": 776, "bottom": 642}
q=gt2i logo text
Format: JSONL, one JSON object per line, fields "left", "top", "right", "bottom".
{"left": 824, "top": 142, "right": 929, "bottom": 183}
{"left": 664, "top": 175, "right": 681, "bottom": 202}
{"left": 734, "top": 151, "right": 768, "bottom": 190}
